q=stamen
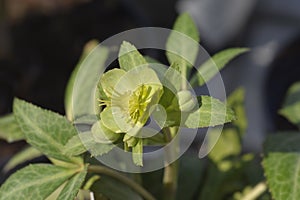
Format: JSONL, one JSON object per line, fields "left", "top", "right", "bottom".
{"left": 128, "top": 84, "right": 153, "bottom": 125}
{"left": 97, "top": 98, "right": 111, "bottom": 107}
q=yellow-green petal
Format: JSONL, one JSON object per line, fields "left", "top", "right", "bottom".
{"left": 91, "top": 120, "right": 120, "bottom": 144}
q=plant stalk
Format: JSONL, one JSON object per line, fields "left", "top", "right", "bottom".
{"left": 163, "top": 127, "right": 179, "bottom": 200}
{"left": 88, "top": 165, "right": 156, "bottom": 200}
{"left": 162, "top": 61, "right": 188, "bottom": 199}
{"left": 240, "top": 182, "right": 267, "bottom": 200}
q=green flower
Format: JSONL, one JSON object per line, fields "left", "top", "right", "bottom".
{"left": 93, "top": 66, "right": 163, "bottom": 148}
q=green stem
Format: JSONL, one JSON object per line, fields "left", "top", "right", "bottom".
{"left": 240, "top": 182, "right": 267, "bottom": 200}
{"left": 181, "top": 64, "right": 187, "bottom": 90}
{"left": 88, "top": 165, "right": 156, "bottom": 200}
{"left": 162, "top": 61, "right": 188, "bottom": 199}
{"left": 163, "top": 127, "right": 179, "bottom": 200}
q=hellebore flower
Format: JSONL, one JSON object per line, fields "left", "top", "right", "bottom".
{"left": 92, "top": 65, "right": 163, "bottom": 165}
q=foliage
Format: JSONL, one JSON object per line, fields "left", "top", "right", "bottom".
{"left": 263, "top": 81, "right": 300, "bottom": 200}
{"left": 0, "top": 13, "right": 250, "bottom": 200}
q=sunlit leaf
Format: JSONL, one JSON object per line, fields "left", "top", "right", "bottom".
{"left": 57, "top": 165, "right": 88, "bottom": 200}
{"left": 184, "top": 96, "right": 236, "bottom": 128}
{"left": 118, "top": 41, "right": 147, "bottom": 72}
{"left": 13, "top": 98, "right": 77, "bottom": 162}
{"left": 63, "top": 132, "right": 115, "bottom": 157}
{"left": 0, "top": 164, "right": 76, "bottom": 200}
{"left": 166, "top": 13, "right": 199, "bottom": 68}
{"left": 263, "top": 132, "right": 300, "bottom": 200}
{"left": 132, "top": 139, "right": 143, "bottom": 166}
{"left": 190, "top": 48, "right": 249, "bottom": 86}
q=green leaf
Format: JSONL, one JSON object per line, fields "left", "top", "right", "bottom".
{"left": 190, "top": 48, "right": 249, "bottom": 86}
{"left": 65, "top": 40, "right": 100, "bottom": 121}
{"left": 45, "top": 182, "right": 67, "bottom": 200}
{"left": 132, "top": 139, "right": 143, "bottom": 166}
{"left": 177, "top": 154, "right": 205, "bottom": 200}
{"left": 279, "top": 82, "right": 300, "bottom": 128}
{"left": 118, "top": 41, "right": 147, "bottom": 72}
{"left": 263, "top": 132, "right": 300, "bottom": 200}
{"left": 183, "top": 96, "right": 236, "bottom": 128}
{"left": 64, "top": 132, "right": 115, "bottom": 157}
{"left": 13, "top": 98, "right": 77, "bottom": 162}
{"left": 208, "top": 88, "right": 247, "bottom": 165}
{"left": 91, "top": 120, "right": 121, "bottom": 144}
{"left": 91, "top": 175, "right": 142, "bottom": 200}
{"left": 208, "top": 128, "right": 241, "bottom": 168}
{"left": 57, "top": 165, "right": 88, "bottom": 200}
{"left": 166, "top": 13, "right": 199, "bottom": 68}
{"left": 0, "top": 164, "right": 76, "bottom": 200}
{"left": 163, "top": 62, "right": 182, "bottom": 92}
{"left": 0, "top": 114, "right": 25, "bottom": 143}
{"left": 143, "top": 133, "right": 166, "bottom": 146}
{"left": 3, "top": 146, "right": 42, "bottom": 172}
{"left": 80, "top": 132, "right": 115, "bottom": 157}
{"left": 199, "top": 154, "right": 254, "bottom": 200}
{"left": 158, "top": 63, "right": 183, "bottom": 113}
{"left": 49, "top": 156, "right": 83, "bottom": 169}
{"left": 63, "top": 134, "right": 87, "bottom": 156}
{"left": 70, "top": 45, "right": 109, "bottom": 120}
{"left": 227, "top": 87, "right": 247, "bottom": 135}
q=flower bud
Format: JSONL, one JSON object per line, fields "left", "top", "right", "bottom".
{"left": 177, "top": 90, "right": 197, "bottom": 112}
{"left": 123, "top": 134, "right": 138, "bottom": 147}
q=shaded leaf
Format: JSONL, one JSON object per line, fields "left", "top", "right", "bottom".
{"left": 199, "top": 154, "right": 254, "bottom": 200}
{"left": 91, "top": 175, "right": 142, "bottom": 200}
{"left": 3, "top": 146, "right": 42, "bottom": 172}
{"left": 279, "top": 82, "right": 300, "bottom": 128}
{"left": 65, "top": 40, "right": 100, "bottom": 121}
{"left": 227, "top": 87, "right": 247, "bottom": 135}
{"left": 208, "top": 128, "right": 241, "bottom": 167}
{"left": 177, "top": 154, "right": 205, "bottom": 200}
{"left": 70, "top": 45, "right": 109, "bottom": 120}
{"left": 0, "top": 114, "right": 25, "bottom": 143}
{"left": 208, "top": 88, "right": 246, "bottom": 165}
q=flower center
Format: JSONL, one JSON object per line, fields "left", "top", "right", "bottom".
{"left": 129, "top": 84, "right": 152, "bottom": 124}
